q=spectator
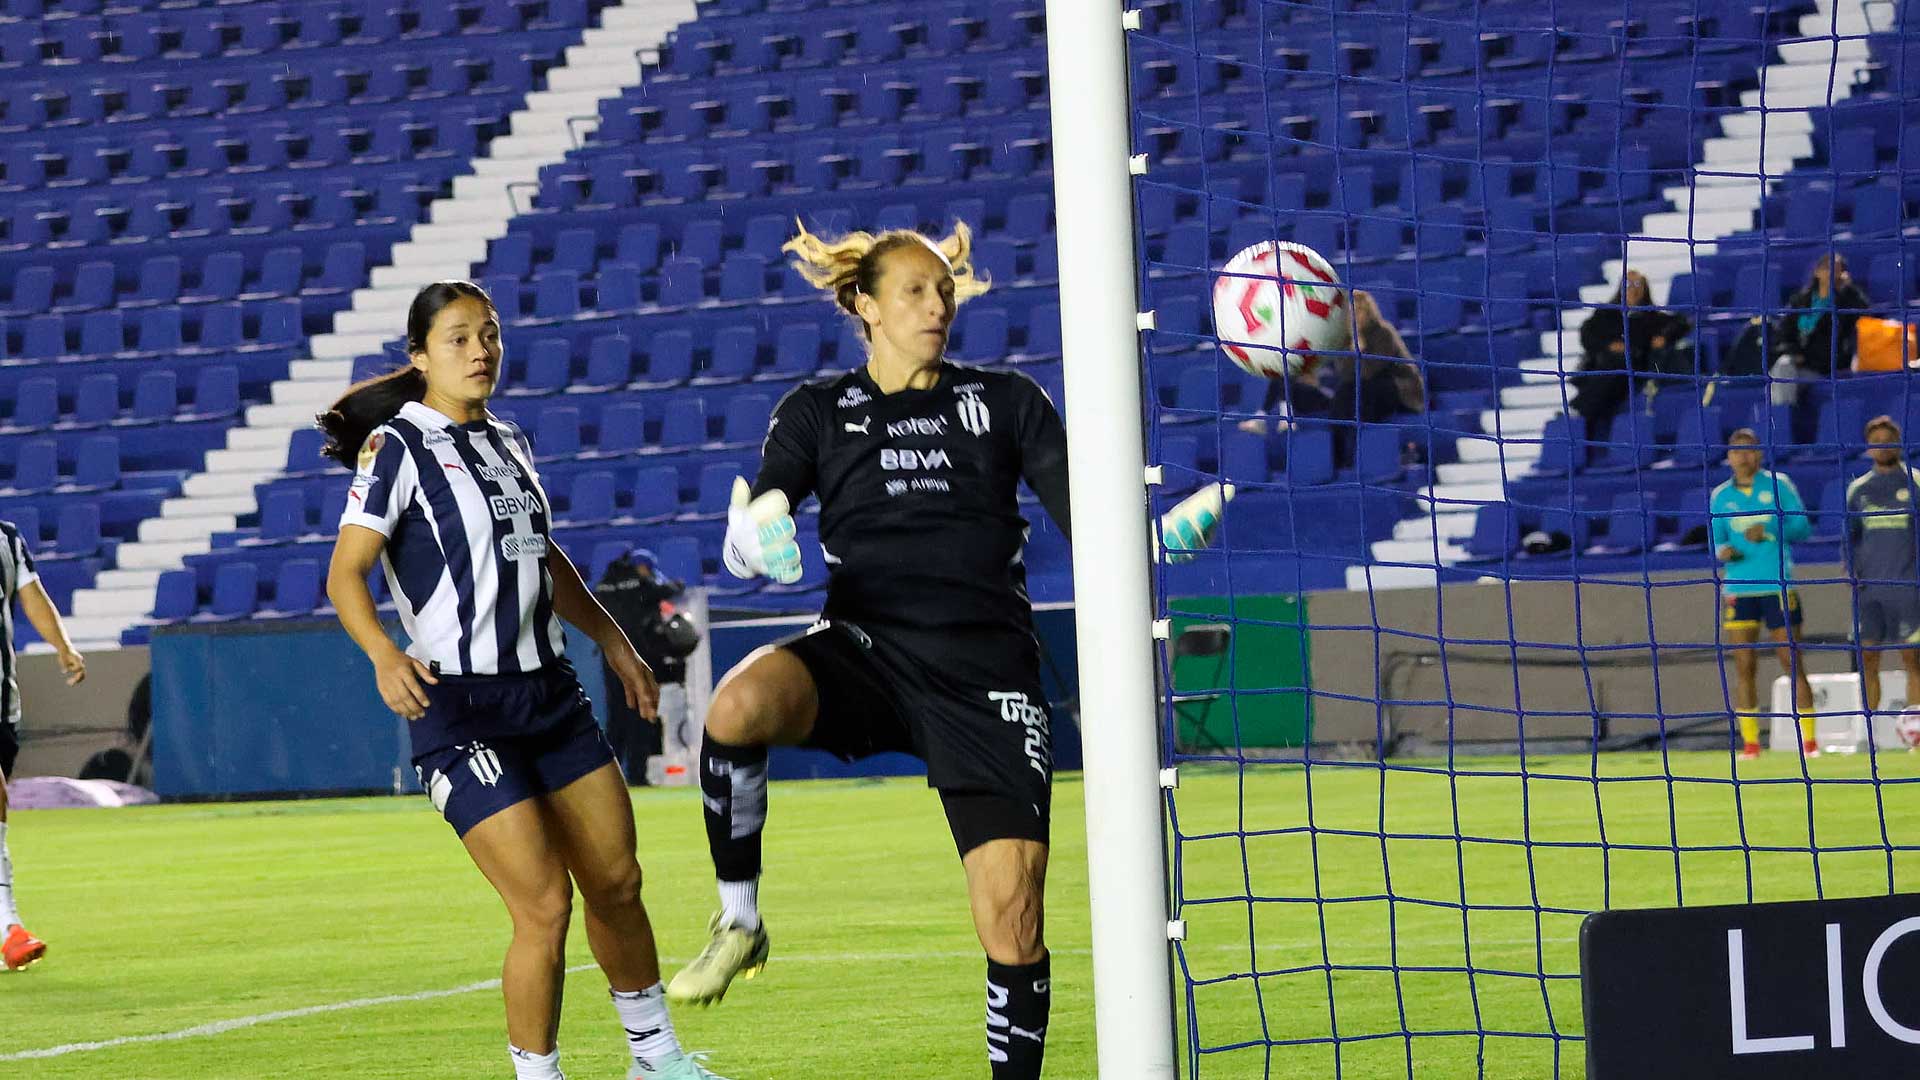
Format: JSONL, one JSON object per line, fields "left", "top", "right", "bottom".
{"left": 1238, "top": 289, "right": 1418, "bottom": 440}
{"left": 1572, "top": 270, "right": 1690, "bottom": 440}
{"left": 1328, "top": 289, "right": 1426, "bottom": 426}
{"left": 1773, "top": 253, "right": 1870, "bottom": 377}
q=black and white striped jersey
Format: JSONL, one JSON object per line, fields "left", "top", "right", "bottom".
{"left": 338, "top": 401, "right": 567, "bottom": 676}
{"left": 0, "top": 520, "right": 39, "bottom": 727}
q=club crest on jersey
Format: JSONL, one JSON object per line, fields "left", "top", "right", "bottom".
{"left": 465, "top": 745, "right": 503, "bottom": 787}
{"left": 838, "top": 386, "right": 871, "bottom": 408}
{"left": 957, "top": 390, "right": 991, "bottom": 436}
{"left": 357, "top": 431, "right": 384, "bottom": 470}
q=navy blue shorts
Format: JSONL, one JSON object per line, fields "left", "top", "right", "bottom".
{"left": 411, "top": 670, "right": 616, "bottom": 837}
{"left": 1855, "top": 586, "right": 1920, "bottom": 645}
{"left": 1723, "top": 590, "right": 1804, "bottom": 632}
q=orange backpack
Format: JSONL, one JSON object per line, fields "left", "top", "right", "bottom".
{"left": 1854, "top": 316, "right": 1919, "bottom": 372}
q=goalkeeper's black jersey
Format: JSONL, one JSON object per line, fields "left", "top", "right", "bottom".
{"left": 752, "top": 360, "right": 1072, "bottom": 635}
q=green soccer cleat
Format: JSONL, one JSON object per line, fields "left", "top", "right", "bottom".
{"left": 627, "top": 1051, "right": 730, "bottom": 1079}
{"left": 665, "top": 913, "right": 770, "bottom": 1006}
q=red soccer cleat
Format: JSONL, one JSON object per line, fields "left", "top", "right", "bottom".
{"left": 1739, "top": 744, "right": 1762, "bottom": 761}
{"left": 2, "top": 925, "right": 46, "bottom": 970}
{"left": 1803, "top": 739, "right": 1822, "bottom": 759}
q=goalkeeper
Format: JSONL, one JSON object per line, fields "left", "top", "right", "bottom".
{"left": 667, "top": 219, "right": 1228, "bottom": 1079}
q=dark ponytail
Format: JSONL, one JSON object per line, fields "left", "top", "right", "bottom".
{"left": 316, "top": 280, "right": 494, "bottom": 467}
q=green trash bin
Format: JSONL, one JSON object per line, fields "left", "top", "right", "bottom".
{"left": 1168, "top": 594, "right": 1312, "bottom": 752}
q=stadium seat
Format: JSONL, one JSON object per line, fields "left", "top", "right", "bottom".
{"left": 205, "top": 561, "right": 260, "bottom": 620}
{"left": 626, "top": 464, "right": 681, "bottom": 523}
{"left": 54, "top": 503, "right": 101, "bottom": 556}
{"left": 595, "top": 401, "right": 647, "bottom": 456}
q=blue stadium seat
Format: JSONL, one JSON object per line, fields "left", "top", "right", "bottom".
{"left": 71, "top": 373, "right": 119, "bottom": 426}
{"left": 54, "top": 502, "right": 101, "bottom": 556}
{"left": 533, "top": 270, "right": 582, "bottom": 322}
{"left": 535, "top": 405, "right": 582, "bottom": 459}
{"left": 205, "top": 561, "right": 260, "bottom": 620}
{"left": 136, "top": 306, "right": 184, "bottom": 355}
{"left": 1463, "top": 504, "right": 1517, "bottom": 560}
{"left": 1278, "top": 424, "right": 1335, "bottom": 485}
{"left": 55, "top": 261, "right": 115, "bottom": 314}
{"left": 256, "top": 490, "right": 309, "bottom": 543}
{"left": 151, "top": 569, "right": 198, "bottom": 621}
{"left": 511, "top": 338, "right": 570, "bottom": 395}
{"left": 595, "top": 401, "right": 646, "bottom": 455}
{"left": 656, "top": 535, "right": 703, "bottom": 586}
{"left": 686, "top": 462, "right": 739, "bottom": 520}
{"left": 597, "top": 265, "right": 643, "bottom": 312}
{"left": 7, "top": 377, "right": 57, "bottom": 431}
{"left": 187, "top": 365, "right": 240, "bottom": 419}
{"left": 580, "top": 334, "right": 632, "bottom": 391}
{"left": 70, "top": 434, "right": 120, "bottom": 491}
{"left": 654, "top": 396, "right": 707, "bottom": 450}
{"left": 697, "top": 326, "right": 758, "bottom": 384}
{"left": 6, "top": 440, "right": 57, "bottom": 495}
{"left": 563, "top": 471, "right": 616, "bottom": 525}
{"left": 627, "top": 464, "right": 680, "bottom": 523}
{"left": 639, "top": 329, "right": 695, "bottom": 387}
{"left": 716, "top": 393, "right": 772, "bottom": 448}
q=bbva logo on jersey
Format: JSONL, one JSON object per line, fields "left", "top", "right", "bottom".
{"left": 880, "top": 448, "right": 951, "bottom": 471}
{"left": 489, "top": 491, "right": 542, "bottom": 519}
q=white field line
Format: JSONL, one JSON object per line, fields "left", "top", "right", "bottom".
{"left": 3, "top": 935, "right": 1569, "bottom": 1062}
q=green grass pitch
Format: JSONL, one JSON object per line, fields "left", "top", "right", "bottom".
{"left": 3, "top": 750, "right": 1914, "bottom": 1079}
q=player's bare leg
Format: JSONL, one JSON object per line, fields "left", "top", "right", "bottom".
{"left": 462, "top": 801, "right": 573, "bottom": 1067}
{"left": 545, "top": 762, "right": 725, "bottom": 1079}
{"left": 965, "top": 838, "right": 1050, "bottom": 1079}
{"left": 1773, "top": 626, "right": 1818, "bottom": 756}
{"left": 1862, "top": 639, "right": 1885, "bottom": 715}
{"left": 1728, "top": 625, "right": 1762, "bottom": 758}
{"left": 669, "top": 646, "right": 817, "bottom": 1006}
{"left": 0, "top": 765, "right": 42, "bottom": 972}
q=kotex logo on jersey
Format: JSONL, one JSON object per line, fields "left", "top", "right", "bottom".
{"left": 886, "top": 416, "right": 948, "bottom": 437}
{"left": 500, "top": 533, "right": 548, "bottom": 561}
{"left": 489, "top": 491, "right": 542, "bottom": 519}
{"left": 477, "top": 462, "right": 522, "bottom": 482}
{"left": 880, "top": 447, "right": 951, "bottom": 471}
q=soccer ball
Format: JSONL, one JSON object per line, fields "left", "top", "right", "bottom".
{"left": 1210, "top": 240, "right": 1350, "bottom": 380}
{"left": 1896, "top": 707, "right": 1920, "bottom": 749}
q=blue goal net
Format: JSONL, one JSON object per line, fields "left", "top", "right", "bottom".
{"left": 1126, "top": 0, "right": 1920, "bottom": 1075}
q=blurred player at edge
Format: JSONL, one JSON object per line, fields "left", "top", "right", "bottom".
{"left": 0, "top": 518, "right": 85, "bottom": 971}
{"left": 1845, "top": 415, "right": 1920, "bottom": 725}
{"left": 1713, "top": 427, "right": 1816, "bottom": 760}
{"left": 667, "top": 221, "right": 1230, "bottom": 1079}
{"left": 320, "top": 281, "right": 728, "bottom": 1080}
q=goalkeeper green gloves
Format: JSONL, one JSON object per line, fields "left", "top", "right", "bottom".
{"left": 1158, "top": 482, "right": 1236, "bottom": 563}
{"left": 723, "top": 476, "right": 803, "bottom": 584}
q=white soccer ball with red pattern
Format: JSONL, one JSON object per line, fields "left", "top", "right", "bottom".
{"left": 1896, "top": 707, "right": 1920, "bottom": 749}
{"left": 1210, "top": 241, "right": 1349, "bottom": 380}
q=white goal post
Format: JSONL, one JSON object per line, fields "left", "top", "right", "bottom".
{"left": 1043, "top": 0, "right": 1180, "bottom": 1075}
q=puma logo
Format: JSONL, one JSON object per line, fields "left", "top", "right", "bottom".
{"left": 844, "top": 417, "right": 871, "bottom": 434}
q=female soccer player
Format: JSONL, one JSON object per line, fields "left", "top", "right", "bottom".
{"left": 0, "top": 518, "right": 86, "bottom": 970}
{"left": 667, "top": 223, "right": 1226, "bottom": 1079}
{"left": 321, "top": 281, "right": 726, "bottom": 1080}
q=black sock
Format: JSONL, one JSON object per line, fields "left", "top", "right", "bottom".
{"left": 700, "top": 733, "right": 768, "bottom": 883}
{"left": 986, "top": 953, "right": 1049, "bottom": 1079}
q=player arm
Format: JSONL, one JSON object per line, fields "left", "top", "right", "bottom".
{"left": 1014, "top": 377, "right": 1073, "bottom": 541}
{"left": 750, "top": 387, "right": 821, "bottom": 506}
{"left": 327, "top": 525, "right": 401, "bottom": 662}
{"left": 16, "top": 579, "right": 83, "bottom": 680}
{"left": 1778, "top": 477, "right": 1812, "bottom": 543}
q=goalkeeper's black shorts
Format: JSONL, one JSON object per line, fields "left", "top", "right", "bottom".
{"left": 777, "top": 618, "right": 1052, "bottom": 856}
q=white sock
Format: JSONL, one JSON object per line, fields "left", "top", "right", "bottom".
{"left": 508, "top": 1044, "right": 564, "bottom": 1080}
{"left": 610, "top": 983, "right": 683, "bottom": 1069}
{"left": 718, "top": 877, "right": 759, "bottom": 932}
{"left": 0, "top": 822, "right": 19, "bottom": 930}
